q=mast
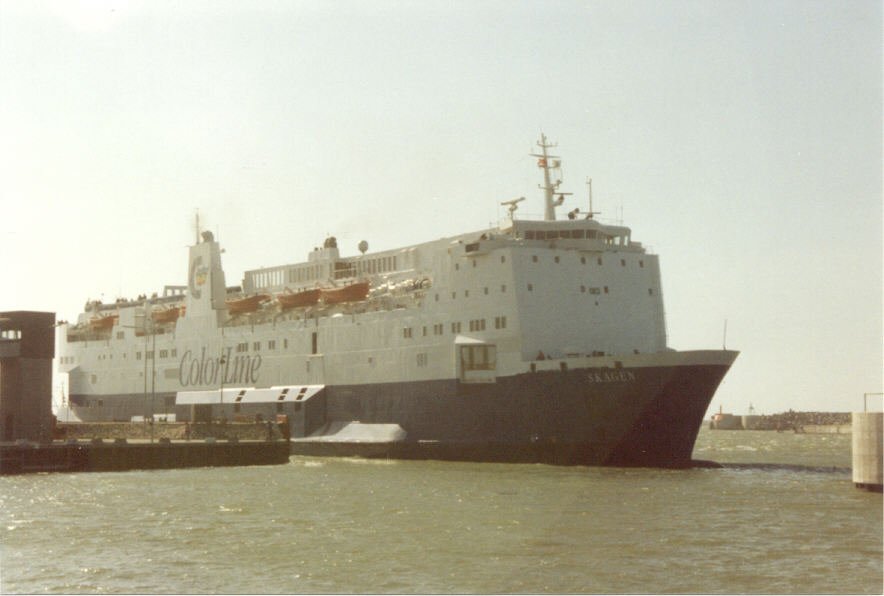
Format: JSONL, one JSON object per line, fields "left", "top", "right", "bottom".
{"left": 585, "top": 177, "right": 601, "bottom": 219}
{"left": 530, "top": 133, "right": 570, "bottom": 220}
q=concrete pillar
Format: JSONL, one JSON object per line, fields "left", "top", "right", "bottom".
{"left": 852, "top": 412, "right": 883, "bottom": 492}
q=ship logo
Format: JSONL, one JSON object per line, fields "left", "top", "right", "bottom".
{"left": 189, "top": 256, "right": 208, "bottom": 299}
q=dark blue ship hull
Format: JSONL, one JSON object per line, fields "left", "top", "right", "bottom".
{"left": 69, "top": 354, "right": 734, "bottom": 467}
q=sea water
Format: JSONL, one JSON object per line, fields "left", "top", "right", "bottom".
{"left": 1, "top": 428, "right": 881, "bottom": 594}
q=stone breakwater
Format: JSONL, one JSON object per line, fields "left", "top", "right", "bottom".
{"left": 756, "top": 411, "right": 852, "bottom": 431}
{"left": 712, "top": 411, "right": 853, "bottom": 432}
{"left": 57, "top": 421, "right": 280, "bottom": 442}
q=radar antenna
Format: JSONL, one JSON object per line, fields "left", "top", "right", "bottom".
{"left": 500, "top": 196, "right": 526, "bottom": 218}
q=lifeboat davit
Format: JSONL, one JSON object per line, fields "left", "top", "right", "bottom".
{"left": 321, "top": 281, "right": 370, "bottom": 305}
{"left": 89, "top": 314, "right": 118, "bottom": 330}
{"left": 226, "top": 294, "right": 271, "bottom": 315}
{"left": 151, "top": 306, "right": 181, "bottom": 324}
{"left": 276, "top": 288, "right": 321, "bottom": 310}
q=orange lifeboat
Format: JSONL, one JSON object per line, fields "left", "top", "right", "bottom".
{"left": 89, "top": 313, "right": 118, "bottom": 330}
{"left": 321, "top": 281, "right": 370, "bottom": 305}
{"left": 226, "top": 294, "right": 271, "bottom": 315}
{"left": 276, "top": 288, "right": 321, "bottom": 310}
{"left": 151, "top": 306, "right": 181, "bottom": 324}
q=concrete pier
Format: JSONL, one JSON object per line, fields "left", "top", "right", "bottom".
{"left": 0, "top": 439, "right": 291, "bottom": 475}
{"left": 852, "top": 411, "right": 883, "bottom": 492}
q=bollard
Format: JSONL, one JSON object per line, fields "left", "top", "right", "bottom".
{"left": 852, "top": 412, "right": 883, "bottom": 492}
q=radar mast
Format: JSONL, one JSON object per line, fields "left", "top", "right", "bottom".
{"left": 531, "top": 133, "right": 571, "bottom": 220}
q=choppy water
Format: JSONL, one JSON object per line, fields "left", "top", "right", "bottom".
{"left": 1, "top": 428, "right": 881, "bottom": 594}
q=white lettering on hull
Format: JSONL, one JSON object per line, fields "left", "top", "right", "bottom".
{"left": 587, "top": 370, "right": 636, "bottom": 383}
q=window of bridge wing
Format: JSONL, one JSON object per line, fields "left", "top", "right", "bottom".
{"left": 334, "top": 261, "right": 355, "bottom": 280}
{"left": 460, "top": 344, "right": 496, "bottom": 371}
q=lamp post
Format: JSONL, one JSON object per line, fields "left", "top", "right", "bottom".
{"left": 218, "top": 325, "right": 225, "bottom": 424}
{"left": 122, "top": 307, "right": 156, "bottom": 443}
{"left": 149, "top": 318, "right": 156, "bottom": 443}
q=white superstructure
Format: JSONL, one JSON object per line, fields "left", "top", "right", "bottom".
{"left": 58, "top": 134, "right": 709, "bottom": 433}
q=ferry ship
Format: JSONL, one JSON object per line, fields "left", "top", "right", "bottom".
{"left": 58, "top": 135, "right": 738, "bottom": 467}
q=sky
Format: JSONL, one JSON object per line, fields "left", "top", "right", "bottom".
{"left": 1, "top": 0, "right": 881, "bottom": 416}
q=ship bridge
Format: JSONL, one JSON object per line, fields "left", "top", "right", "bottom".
{"left": 502, "top": 218, "right": 639, "bottom": 250}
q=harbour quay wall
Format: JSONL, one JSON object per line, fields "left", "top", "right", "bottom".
{"left": 1, "top": 439, "right": 291, "bottom": 475}
{"left": 57, "top": 421, "right": 279, "bottom": 442}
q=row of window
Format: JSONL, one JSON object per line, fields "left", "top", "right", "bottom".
{"left": 74, "top": 312, "right": 516, "bottom": 364}
{"left": 402, "top": 316, "right": 507, "bottom": 339}
{"left": 454, "top": 253, "right": 645, "bottom": 269}
{"left": 522, "top": 283, "right": 655, "bottom": 296}
{"left": 249, "top": 256, "right": 400, "bottom": 290}
{"left": 455, "top": 255, "right": 507, "bottom": 271}
{"left": 531, "top": 254, "right": 644, "bottom": 268}
{"left": 135, "top": 348, "right": 179, "bottom": 360}
{"left": 437, "top": 285, "right": 508, "bottom": 301}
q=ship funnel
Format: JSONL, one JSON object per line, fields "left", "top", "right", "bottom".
{"left": 184, "top": 232, "right": 228, "bottom": 323}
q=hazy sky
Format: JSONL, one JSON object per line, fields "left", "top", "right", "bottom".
{"left": 1, "top": 0, "right": 881, "bottom": 416}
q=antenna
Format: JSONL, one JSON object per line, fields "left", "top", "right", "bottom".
{"left": 723, "top": 319, "right": 728, "bottom": 349}
{"left": 585, "top": 177, "right": 601, "bottom": 219}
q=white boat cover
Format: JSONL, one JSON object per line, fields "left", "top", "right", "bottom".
{"left": 176, "top": 385, "right": 325, "bottom": 405}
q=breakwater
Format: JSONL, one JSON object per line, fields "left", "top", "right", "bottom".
{"left": 714, "top": 410, "right": 852, "bottom": 432}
